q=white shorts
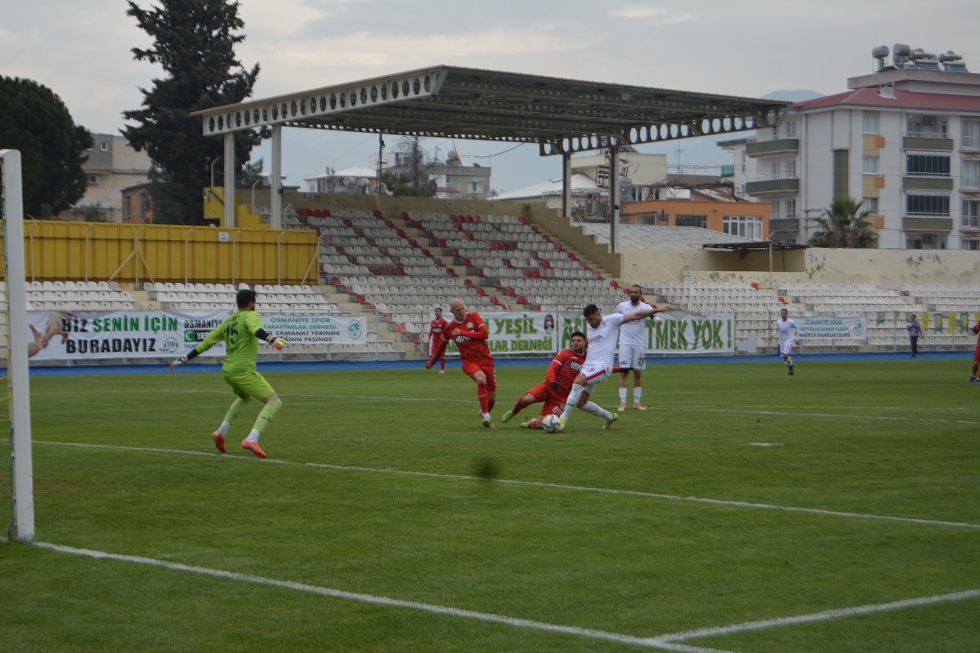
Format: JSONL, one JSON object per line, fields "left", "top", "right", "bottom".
{"left": 579, "top": 362, "right": 612, "bottom": 394}
{"left": 618, "top": 344, "right": 646, "bottom": 371}
{"left": 779, "top": 341, "right": 796, "bottom": 356}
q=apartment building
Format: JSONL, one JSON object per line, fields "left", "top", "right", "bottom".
{"left": 722, "top": 45, "right": 980, "bottom": 250}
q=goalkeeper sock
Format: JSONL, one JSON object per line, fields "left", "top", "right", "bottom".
{"left": 248, "top": 397, "right": 282, "bottom": 440}
{"left": 220, "top": 397, "right": 249, "bottom": 433}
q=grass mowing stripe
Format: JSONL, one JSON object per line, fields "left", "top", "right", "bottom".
{"left": 30, "top": 541, "right": 734, "bottom": 653}
{"left": 36, "top": 440, "right": 980, "bottom": 530}
{"left": 665, "top": 406, "right": 980, "bottom": 426}
{"left": 651, "top": 589, "right": 980, "bottom": 646}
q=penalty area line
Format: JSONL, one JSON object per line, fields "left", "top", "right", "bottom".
{"left": 650, "top": 588, "right": 980, "bottom": 647}
{"left": 35, "top": 441, "right": 980, "bottom": 531}
{"left": 30, "top": 541, "right": 729, "bottom": 653}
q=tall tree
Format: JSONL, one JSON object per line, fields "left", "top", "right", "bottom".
{"left": 123, "top": 0, "right": 262, "bottom": 224}
{"left": 385, "top": 137, "right": 437, "bottom": 197}
{"left": 0, "top": 76, "right": 92, "bottom": 217}
{"left": 808, "top": 196, "right": 879, "bottom": 248}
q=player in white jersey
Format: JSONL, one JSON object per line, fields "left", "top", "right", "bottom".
{"left": 616, "top": 284, "right": 670, "bottom": 411}
{"left": 557, "top": 302, "right": 662, "bottom": 431}
{"left": 769, "top": 307, "right": 800, "bottom": 375}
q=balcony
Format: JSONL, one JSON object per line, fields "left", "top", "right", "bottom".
{"left": 902, "top": 216, "right": 953, "bottom": 231}
{"left": 744, "top": 178, "right": 799, "bottom": 195}
{"left": 746, "top": 137, "right": 800, "bottom": 157}
{"left": 903, "top": 132, "right": 953, "bottom": 151}
{"left": 903, "top": 176, "right": 954, "bottom": 191}
{"left": 769, "top": 218, "right": 800, "bottom": 233}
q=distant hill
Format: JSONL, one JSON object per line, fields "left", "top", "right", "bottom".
{"left": 762, "top": 89, "right": 824, "bottom": 103}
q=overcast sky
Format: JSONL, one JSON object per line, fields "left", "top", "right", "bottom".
{"left": 2, "top": 0, "right": 978, "bottom": 192}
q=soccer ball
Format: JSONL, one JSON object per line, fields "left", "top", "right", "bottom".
{"left": 541, "top": 414, "right": 562, "bottom": 433}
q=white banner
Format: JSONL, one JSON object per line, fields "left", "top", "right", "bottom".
{"left": 25, "top": 310, "right": 367, "bottom": 361}
{"left": 264, "top": 313, "right": 367, "bottom": 345}
{"left": 798, "top": 316, "right": 867, "bottom": 341}
{"left": 559, "top": 312, "right": 735, "bottom": 355}
{"left": 444, "top": 310, "right": 560, "bottom": 355}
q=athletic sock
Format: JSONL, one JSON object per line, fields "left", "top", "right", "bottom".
{"left": 619, "top": 387, "right": 627, "bottom": 405}
{"left": 221, "top": 397, "right": 249, "bottom": 432}
{"left": 561, "top": 384, "right": 585, "bottom": 420}
{"left": 785, "top": 356, "right": 793, "bottom": 367}
{"left": 581, "top": 401, "right": 613, "bottom": 421}
{"left": 633, "top": 388, "right": 642, "bottom": 406}
{"left": 477, "top": 383, "right": 489, "bottom": 414}
{"left": 249, "top": 397, "right": 282, "bottom": 440}
{"left": 511, "top": 400, "right": 525, "bottom": 416}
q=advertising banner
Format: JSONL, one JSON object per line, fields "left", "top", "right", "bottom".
{"left": 798, "top": 316, "right": 867, "bottom": 341}
{"left": 444, "top": 310, "right": 560, "bottom": 355}
{"left": 559, "top": 312, "right": 736, "bottom": 355}
{"left": 25, "top": 310, "right": 367, "bottom": 361}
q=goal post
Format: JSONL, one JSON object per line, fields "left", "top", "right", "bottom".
{"left": 1, "top": 149, "right": 35, "bottom": 542}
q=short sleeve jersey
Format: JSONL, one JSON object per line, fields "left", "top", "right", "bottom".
{"left": 429, "top": 316, "right": 449, "bottom": 340}
{"left": 585, "top": 313, "right": 625, "bottom": 369}
{"left": 196, "top": 310, "right": 263, "bottom": 373}
{"left": 547, "top": 348, "right": 586, "bottom": 397}
{"left": 442, "top": 311, "right": 493, "bottom": 365}
{"left": 772, "top": 317, "right": 798, "bottom": 345}
{"left": 616, "top": 300, "right": 653, "bottom": 348}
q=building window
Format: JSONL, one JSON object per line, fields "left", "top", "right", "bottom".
{"left": 722, "top": 215, "right": 763, "bottom": 240}
{"left": 863, "top": 197, "right": 879, "bottom": 215}
{"left": 906, "top": 154, "right": 950, "bottom": 177}
{"left": 862, "top": 156, "right": 879, "bottom": 174}
{"left": 862, "top": 113, "right": 880, "bottom": 134}
{"left": 785, "top": 198, "right": 797, "bottom": 218}
{"left": 100, "top": 141, "right": 109, "bottom": 152}
{"left": 962, "top": 161, "right": 980, "bottom": 188}
{"left": 467, "top": 181, "right": 483, "bottom": 193}
{"left": 963, "top": 120, "right": 980, "bottom": 149}
{"left": 785, "top": 159, "right": 797, "bottom": 178}
{"left": 906, "top": 194, "right": 950, "bottom": 216}
{"left": 964, "top": 200, "right": 980, "bottom": 227}
{"left": 676, "top": 214, "right": 707, "bottom": 228}
{"left": 784, "top": 121, "right": 797, "bottom": 138}
{"left": 740, "top": 150, "right": 746, "bottom": 174}
{"left": 963, "top": 240, "right": 980, "bottom": 250}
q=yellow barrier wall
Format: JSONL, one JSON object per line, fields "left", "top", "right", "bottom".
{"left": 2, "top": 221, "right": 318, "bottom": 285}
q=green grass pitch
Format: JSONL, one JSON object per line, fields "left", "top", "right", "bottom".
{"left": 1, "top": 358, "right": 978, "bottom": 652}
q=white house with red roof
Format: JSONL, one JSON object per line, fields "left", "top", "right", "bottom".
{"left": 721, "top": 44, "right": 980, "bottom": 250}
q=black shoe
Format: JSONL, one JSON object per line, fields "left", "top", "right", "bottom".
{"left": 788, "top": 366, "right": 794, "bottom": 376}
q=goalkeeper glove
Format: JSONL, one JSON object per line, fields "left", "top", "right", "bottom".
{"left": 170, "top": 355, "right": 188, "bottom": 370}
{"left": 266, "top": 334, "right": 286, "bottom": 350}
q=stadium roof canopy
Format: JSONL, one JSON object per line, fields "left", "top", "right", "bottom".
{"left": 192, "top": 65, "right": 790, "bottom": 234}
{"left": 193, "top": 65, "right": 789, "bottom": 156}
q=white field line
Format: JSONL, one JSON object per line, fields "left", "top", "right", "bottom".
{"left": 35, "top": 441, "right": 980, "bottom": 530}
{"left": 31, "top": 541, "right": 980, "bottom": 653}
{"left": 29, "top": 541, "right": 731, "bottom": 653}
{"left": 649, "top": 588, "right": 980, "bottom": 647}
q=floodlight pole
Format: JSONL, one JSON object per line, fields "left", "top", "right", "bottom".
{"left": 1, "top": 149, "right": 35, "bottom": 542}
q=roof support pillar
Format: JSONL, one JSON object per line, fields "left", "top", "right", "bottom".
{"left": 223, "top": 133, "right": 236, "bottom": 228}
{"left": 609, "top": 145, "right": 619, "bottom": 254}
{"left": 561, "top": 152, "right": 572, "bottom": 219}
{"left": 270, "top": 124, "right": 282, "bottom": 230}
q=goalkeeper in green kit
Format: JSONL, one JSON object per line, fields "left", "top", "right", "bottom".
{"left": 170, "top": 288, "right": 285, "bottom": 458}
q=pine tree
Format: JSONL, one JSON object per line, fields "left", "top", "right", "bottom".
{"left": 0, "top": 76, "right": 92, "bottom": 217}
{"left": 123, "top": 0, "right": 262, "bottom": 224}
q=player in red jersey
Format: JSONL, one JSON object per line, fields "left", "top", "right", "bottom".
{"left": 500, "top": 331, "right": 607, "bottom": 429}
{"left": 426, "top": 306, "right": 450, "bottom": 374}
{"left": 426, "top": 297, "right": 497, "bottom": 428}
{"left": 969, "top": 320, "right": 980, "bottom": 383}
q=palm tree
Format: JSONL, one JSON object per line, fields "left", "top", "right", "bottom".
{"left": 808, "top": 196, "right": 879, "bottom": 248}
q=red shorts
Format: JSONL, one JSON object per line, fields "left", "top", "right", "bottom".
{"left": 525, "top": 382, "right": 552, "bottom": 403}
{"left": 462, "top": 359, "right": 496, "bottom": 391}
{"left": 974, "top": 340, "right": 980, "bottom": 362}
{"left": 539, "top": 396, "right": 564, "bottom": 419}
